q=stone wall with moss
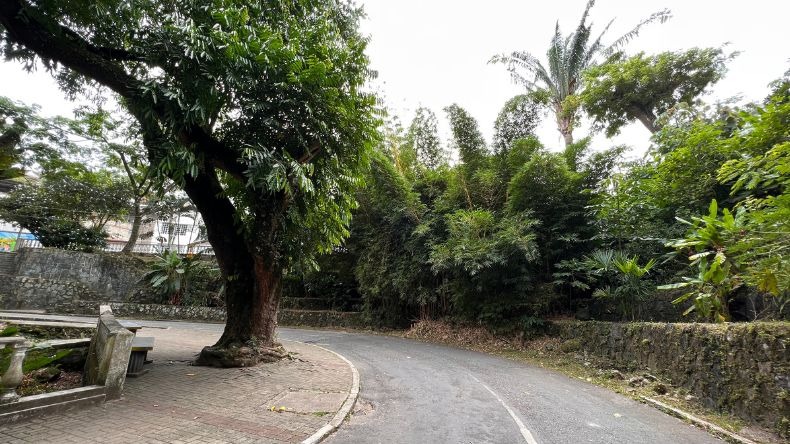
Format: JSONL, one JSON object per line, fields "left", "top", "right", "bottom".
{"left": 56, "top": 301, "right": 366, "bottom": 329}
{"left": 556, "top": 321, "right": 789, "bottom": 436}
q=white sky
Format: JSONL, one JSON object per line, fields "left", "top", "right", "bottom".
{"left": 2, "top": 0, "right": 789, "bottom": 157}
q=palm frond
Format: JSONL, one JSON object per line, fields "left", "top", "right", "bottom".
{"left": 603, "top": 9, "right": 672, "bottom": 56}
{"left": 566, "top": 0, "right": 595, "bottom": 81}
{"left": 491, "top": 51, "right": 557, "bottom": 96}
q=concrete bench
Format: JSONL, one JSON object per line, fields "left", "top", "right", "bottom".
{"left": 126, "top": 336, "right": 154, "bottom": 377}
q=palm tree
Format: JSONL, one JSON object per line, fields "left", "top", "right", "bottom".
{"left": 490, "top": 0, "right": 671, "bottom": 147}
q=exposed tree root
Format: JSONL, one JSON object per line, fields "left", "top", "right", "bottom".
{"left": 194, "top": 341, "right": 287, "bottom": 368}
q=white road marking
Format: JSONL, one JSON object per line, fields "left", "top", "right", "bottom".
{"left": 470, "top": 374, "right": 539, "bottom": 444}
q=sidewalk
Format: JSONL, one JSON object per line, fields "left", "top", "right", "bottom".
{"left": 0, "top": 325, "right": 355, "bottom": 443}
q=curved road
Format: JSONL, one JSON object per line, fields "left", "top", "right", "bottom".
{"left": 279, "top": 328, "right": 720, "bottom": 444}
{"left": 28, "top": 315, "right": 721, "bottom": 443}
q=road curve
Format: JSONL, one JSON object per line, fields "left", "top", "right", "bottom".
{"left": 277, "top": 328, "right": 721, "bottom": 444}
{"left": 38, "top": 315, "right": 720, "bottom": 444}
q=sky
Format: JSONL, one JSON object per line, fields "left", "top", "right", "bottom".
{"left": 2, "top": 0, "right": 789, "bottom": 156}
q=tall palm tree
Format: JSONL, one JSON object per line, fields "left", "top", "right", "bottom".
{"left": 491, "top": 0, "right": 671, "bottom": 147}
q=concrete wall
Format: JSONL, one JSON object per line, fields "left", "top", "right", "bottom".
{"left": 557, "top": 321, "right": 790, "bottom": 436}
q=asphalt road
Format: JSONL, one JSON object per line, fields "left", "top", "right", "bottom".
{"left": 278, "top": 328, "right": 721, "bottom": 444}
{"left": 11, "top": 314, "right": 721, "bottom": 444}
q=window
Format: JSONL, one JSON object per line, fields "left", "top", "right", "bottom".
{"left": 160, "top": 222, "right": 192, "bottom": 236}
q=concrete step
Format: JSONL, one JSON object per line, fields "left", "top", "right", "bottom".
{"left": 0, "top": 309, "right": 48, "bottom": 315}
{"left": 0, "top": 319, "right": 96, "bottom": 329}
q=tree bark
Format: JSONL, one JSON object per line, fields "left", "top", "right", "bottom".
{"left": 180, "top": 165, "right": 288, "bottom": 367}
{"left": 195, "top": 252, "right": 287, "bottom": 367}
{"left": 121, "top": 200, "right": 142, "bottom": 253}
{"left": 632, "top": 108, "right": 660, "bottom": 134}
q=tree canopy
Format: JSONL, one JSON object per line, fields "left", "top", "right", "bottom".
{"left": 1, "top": 0, "right": 379, "bottom": 366}
{"left": 582, "top": 48, "right": 730, "bottom": 135}
{"left": 490, "top": 0, "right": 670, "bottom": 146}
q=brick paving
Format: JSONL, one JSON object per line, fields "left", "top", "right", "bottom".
{"left": 0, "top": 326, "right": 353, "bottom": 443}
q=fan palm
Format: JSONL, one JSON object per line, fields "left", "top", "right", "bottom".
{"left": 490, "top": 0, "right": 671, "bottom": 147}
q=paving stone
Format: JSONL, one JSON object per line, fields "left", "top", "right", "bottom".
{"left": 0, "top": 326, "right": 352, "bottom": 443}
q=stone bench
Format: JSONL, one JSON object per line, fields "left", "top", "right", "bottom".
{"left": 127, "top": 336, "right": 155, "bottom": 377}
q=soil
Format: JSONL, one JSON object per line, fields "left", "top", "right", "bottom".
{"left": 18, "top": 370, "right": 83, "bottom": 397}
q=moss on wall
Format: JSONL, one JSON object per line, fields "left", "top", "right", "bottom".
{"left": 556, "top": 321, "right": 789, "bottom": 436}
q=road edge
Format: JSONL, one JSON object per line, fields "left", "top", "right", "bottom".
{"left": 640, "top": 397, "right": 757, "bottom": 444}
{"left": 298, "top": 342, "right": 360, "bottom": 444}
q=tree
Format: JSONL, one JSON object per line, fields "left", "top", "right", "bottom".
{"left": 492, "top": 94, "right": 542, "bottom": 154}
{"left": 68, "top": 107, "right": 161, "bottom": 253}
{"left": 0, "top": 96, "right": 66, "bottom": 180}
{"left": 350, "top": 150, "right": 435, "bottom": 326}
{"left": 444, "top": 104, "right": 487, "bottom": 167}
{"left": 0, "top": 97, "right": 33, "bottom": 180}
{"left": 508, "top": 151, "right": 588, "bottom": 276}
{"left": 0, "top": 0, "right": 378, "bottom": 366}
{"left": 490, "top": 0, "right": 670, "bottom": 147}
{"left": 582, "top": 48, "right": 730, "bottom": 135}
{"left": 0, "top": 169, "right": 129, "bottom": 251}
{"left": 429, "top": 210, "right": 541, "bottom": 326}
{"left": 404, "top": 107, "right": 444, "bottom": 170}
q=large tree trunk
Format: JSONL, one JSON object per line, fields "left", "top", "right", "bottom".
{"left": 180, "top": 167, "right": 288, "bottom": 367}
{"left": 121, "top": 200, "right": 142, "bottom": 253}
{"left": 195, "top": 252, "right": 287, "bottom": 367}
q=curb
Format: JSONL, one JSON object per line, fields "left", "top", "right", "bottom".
{"left": 299, "top": 343, "right": 360, "bottom": 444}
{"left": 640, "top": 397, "right": 756, "bottom": 444}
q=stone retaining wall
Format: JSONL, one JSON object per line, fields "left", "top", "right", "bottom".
{"left": 2, "top": 248, "right": 151, "bottom": 304}
{"left": 556, "top": 321, "right": 789, "bottom": 436}
{"left": 56, "top": 301, "right": 366, "bottom": 329}
{"left": 0, "top": 276, "right": 101, "bottom": 311}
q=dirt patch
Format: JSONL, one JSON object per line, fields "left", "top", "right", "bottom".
{"left": 18, "top": 370, "right": 83, "bottom": 396}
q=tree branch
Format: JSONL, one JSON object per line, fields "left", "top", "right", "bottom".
{"left": 177, "top": 125, "right": 246, "bottom": 182}
{"left": 0, "top": 0, "right": 139, "bottom": 98}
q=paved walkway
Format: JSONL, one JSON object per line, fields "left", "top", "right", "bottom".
{"left": 0, "top": 326, "right": 354, "bottom": 444}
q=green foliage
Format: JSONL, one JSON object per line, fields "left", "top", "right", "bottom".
{"left": 444, "top": 104, "right": 488, "bottom": 168}
{"left": 588, "top": 251, "right": 657, "bottom": 321}
{"left": 429, "top": 210, "right": 542, "bottom": 325}
{"left": 492, "top": 95, "right": 542, "bottom": 154}
{"left": 508, "top": 150, "right": 592, "bottom": 276}
{"left": 0, "top": 96, "right": 37, "bottom": 180}
{"left": 143, "top": 250, "right": 209, "bottom": 305}
{"left": 0, "top": 171, "right": 129, "bottom": 251}
{"left": 718, "top": 142, "right": 790, "bottom": 301}
{"left": 490, "top": 0, "right": 670, "bottom": 145}
{"left": 0, "top": 0, "right": 379, "bottom": 273}
{"left": 0, "top": 325, "right": 19, "bottom": 337}
{"left": 582, "top": 48, "right": 730, "bottom": 135}
{"left": 350, "top": 151, "right": 433, "bottom": 327}
{"left": 404, "top": 107, "right": 445, "bottom": 171}
{"left": 660, "top": 200, "right": 745, "bottom": 322}
{"left": 430, "top": 210, "right": 538, "bottom": 276}
{"left": 660, "top": 81, "right": 790, "bottom": 320}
